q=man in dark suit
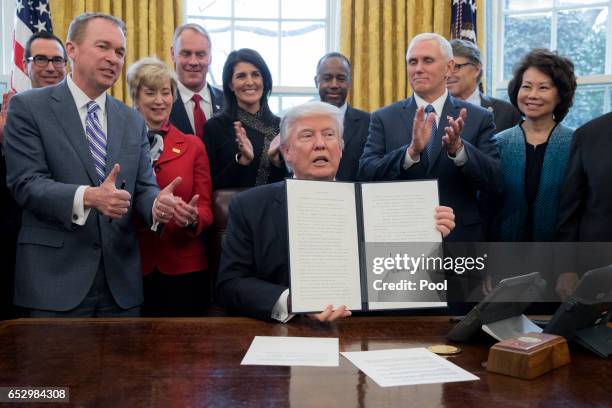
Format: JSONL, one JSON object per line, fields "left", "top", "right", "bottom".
{"left": 555, "top": 112, "right": 612, "bottom": 299}
{"left": 359, "top": 33, "right": 502, "bottom": 242}
{"left": 4, "top": 13, "right": 180, "bottom": 317}
{"left": 447, "top": 39, "right": 521, "bottom": 134}
{"left": 315, "top": 52, "right": 370, "bottom": 181}
{"left": 216, "top": 101, "right": 456, "bottom": 322}
{"left": 169, "top": 23, "right": 224, "bottom": 140}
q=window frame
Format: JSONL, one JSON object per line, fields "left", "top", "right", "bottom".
{"left": 491, "top": 0, "right": 612, "bottom": 114}
{"left": 184, "top": 0, "right": 341, "bottom": 112}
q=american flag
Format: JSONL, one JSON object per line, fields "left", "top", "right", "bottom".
{"left": 451, "top": 0, "right": 477, "bottom": 43}
{"left": 11, "top": 0, "right": 53, "bottom": 92}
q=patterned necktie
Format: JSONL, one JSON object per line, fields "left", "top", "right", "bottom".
{"left": 85, "top": 101, "right": 107, "bottom": 184}
{"left": 191, "top": 93, "right": 206, "bottom": 140}
{"left": 424, "top": 104, "right": 439, "bottom": 164}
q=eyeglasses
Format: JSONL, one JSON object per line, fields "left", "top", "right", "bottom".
{"left": 451, "top": 62, "right": 476, "bottom": 73}
{"left": 27, "top": 55, "right": 67, "bottom": 68}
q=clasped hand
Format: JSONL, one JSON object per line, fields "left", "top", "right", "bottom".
{"left": 407, "top": 107, "right": 467, "bottom": 160}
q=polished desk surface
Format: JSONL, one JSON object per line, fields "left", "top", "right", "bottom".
{"left": 0, "top": 316, "right": 608, "bottom": 408}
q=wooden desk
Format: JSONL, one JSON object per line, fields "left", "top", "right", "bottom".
{"left": 0, "top": 317, "right": 608, "bottom": 407}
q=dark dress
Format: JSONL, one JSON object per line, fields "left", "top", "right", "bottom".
{"left": 204, "top": 111, "right": 288, "bottom": 190}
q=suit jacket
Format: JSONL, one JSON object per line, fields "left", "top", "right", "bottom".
{"left": 480, "top": 94, "right": 522, "bottom": 134}
{"left": 216, "top": 181, "right": 289, "bottom": 320}
{"left": 496, "top": 124, "right": 574, "bottom": 241}
{"left": 138, "top": 124, "right": 213, "bottom": 276}
{"left": 169, "top": 83, "right": 224, "bottom": 137}
{"left": 556, "top": 112, "right": 612, "bottom": 242}
{"left": 358, "top": 95, "right": 502, "bottom": 241}
{"left": 336, "top": 105, "right": 370, "bottom": 182}
{"left": 4, "top": 80, "right": 160, "bottom": 311}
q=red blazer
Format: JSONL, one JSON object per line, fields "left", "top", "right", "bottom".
{"left": 139, "top": 124, "right": 213, "bottom": 275}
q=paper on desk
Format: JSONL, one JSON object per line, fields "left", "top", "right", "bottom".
{"left": 341, "top": 348, "right": 478, "bottom": 387}
{"left": 241, "top": 336, "right": 339, "bottom": 367}
{"left": 482, "top": 314, "right": 543, "bottom": 341}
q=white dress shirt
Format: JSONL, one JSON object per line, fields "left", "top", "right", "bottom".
{"left": 404, "top": 90, "right": 467, "bottom": 168}
{"left": 68, "top": 75, "right": 107, "bottom": 225}
{"left": 465, "top": 87, "right": 482, "bottom": 107}
{"left": 177, "top": 81, "right": 213, "bottom": 130}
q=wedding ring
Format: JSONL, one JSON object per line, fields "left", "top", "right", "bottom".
{"left": 161, "top": 211, "right": 166, "bottom": 218}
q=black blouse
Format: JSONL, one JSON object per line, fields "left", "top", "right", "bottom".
{"left": 204, "top": 113, "right": 288, "bottom": 191}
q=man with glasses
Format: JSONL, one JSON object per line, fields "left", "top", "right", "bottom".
{"left": 447, "top": 39, "right": 520, "bottom": 134}
{"left": 1, "top": 31, "right": 68, "bottom": 319}
{"left": 23, "top": 31, "right": 68, "bottom": 89}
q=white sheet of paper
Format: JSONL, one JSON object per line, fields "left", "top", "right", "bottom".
{"left": 286, "top": 179, "right": 362, "bottom": 313}
{"left": 482, "top": 314, "right": 543, "bottom": 341}
{"left": 241, "top": 336, "right": 339, "bottom": 367}
{"left": 361, "top": 180, "right": 441, "bottom": 243}
{"left": 341, "top": 348, "right": 479, "bottom": 387}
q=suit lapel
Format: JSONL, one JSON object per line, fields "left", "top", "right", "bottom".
{"left": 428, "top": 95, "right": 460, "bottom": 171}
{"left": 208, "top": 84, "right": 223, "bottom": 114}
{"left": 104, "top": 96, "right": 125, "bottom": 173}
{"left": 342, "top": 106, "right": 357, "bottom": 151}
{"left": 400, "top": 97, "right": 417, "bottom": 134}
{"left": 51, "top": 81, "right": 98, "bottom": 185}
{"left": 273, "top": 182, "right": 289, "bottom": 256}
{"left": 155, "top": 128, "right": 189, "bottom": 167}
{"left": 170, "top": 90, "right": 194, "bottom": 134}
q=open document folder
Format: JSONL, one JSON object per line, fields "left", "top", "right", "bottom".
{"left": 286, "top": 179, "right": 446, "bottom": 314}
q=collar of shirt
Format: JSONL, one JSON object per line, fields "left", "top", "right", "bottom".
{"left": 413, "top": 89, "right": 448, "bottom": 125}
{"left": 466, "top": 87, "right": 482, "bottom": 107}
{"left": 178, "top": 80, "right": 211, "bottom": 107}
{"left": 67, "top": 74, "right": 107, "bottom": 133}
{"left": 338, "top": 101, "right": 348, "bottom": 118}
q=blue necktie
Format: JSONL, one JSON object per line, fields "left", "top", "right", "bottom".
{"left": 85, "top": 101, "right": 107, "bottom": 184}
{"left": 424, "top": 104, "right": 438, "bottom": 164}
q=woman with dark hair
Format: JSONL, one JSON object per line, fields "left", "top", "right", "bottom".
{"left": 204, "top": 48, "right": 288, "bottom": 190}
{"left": 495, "top": 48, "right": 577, "bottom": 241}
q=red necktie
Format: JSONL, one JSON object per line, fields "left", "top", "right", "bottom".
{"left": 191, "top": 94, "right": 206, "bottom": 140}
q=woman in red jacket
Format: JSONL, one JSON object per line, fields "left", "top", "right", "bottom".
{"left": 127, "top": 57, "right": 213, "bottom": 316}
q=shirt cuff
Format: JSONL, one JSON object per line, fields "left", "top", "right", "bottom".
{"left": 72, "top": 185, "right": 91, "bottom": 225}
{"left": 271, "top": 289, "right": 294, "bottom": 323}
{"left": 151, "top": 198, "right": 159, "bottom": 231}
{"left": 403, "top": 148, "right": 420, "bottom": 170}
{"left": 449, "top": 145, "right": 467, "bottom": 166}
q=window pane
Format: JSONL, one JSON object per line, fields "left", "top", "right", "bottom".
{"left": 280, "top": 21, "right": 326, "bottom": 87}
{"left": 188, "top": 18, "right": 232, "bottom": 87}
{"left": 235, "top": 0, "right": 279, "bottom": 19}
{"left": 279, "top": 95, "right": 316, "bottom": 113}
{"left": 557, "top": 8, "right": 607, "bottom": 76}
{"left": 558, "top": 0, "right": 603, "bottom": 6}
{"left": 234, "top": 20, "right": 280, "bottom": 84}
{"left": 187, "top": 0, "right": 231, "bottom": 17}
{"left": 281, "top": 0, "right": 327, "bottom": 19}
{"left": 505, "top": 0, "right": 552, "bottom": 11}
{"left": 269, "top": 96, "right": 280, "bottom": 115}
{"left": 563, "top": 85, "right": 605, "bottom": 128}
{"left": 495, "top": 88, "right": 510, "bottom": 102}
{"left": 503, "top": 13, "right": 551, "bottom": 80}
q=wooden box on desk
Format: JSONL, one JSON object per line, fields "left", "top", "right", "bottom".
{"left": 487, "top": 332, "right": 571, "bottom": 379}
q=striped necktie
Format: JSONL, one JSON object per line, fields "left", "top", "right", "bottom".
{"left": 85, "top": 101, "right": 107, "bottom": 184}
{"left": 424, "top": 104, "right": 438, "bottom": 164}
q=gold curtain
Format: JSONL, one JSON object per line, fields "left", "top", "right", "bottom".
{"left": 50, "top": 0, "right": 184, "bottom": 104}
{"left": 341, "top": 0, "right": 486, "bottom": 112}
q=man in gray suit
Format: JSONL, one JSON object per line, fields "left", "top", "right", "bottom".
{"left": 315, "top": 52, "right": 370, "bottom": 181}
{"left": 447, "top": 39, "right": 521, "bottom": 134}
{"left": 5, "top": 13, "right": 180, "bottom": 317}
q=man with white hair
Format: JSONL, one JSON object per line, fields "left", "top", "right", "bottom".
{"left": 359, "top": 33, "right": 501, "bottom": 242}
{"left": 216, "top": 101, "right": 456, "bottom": 322}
